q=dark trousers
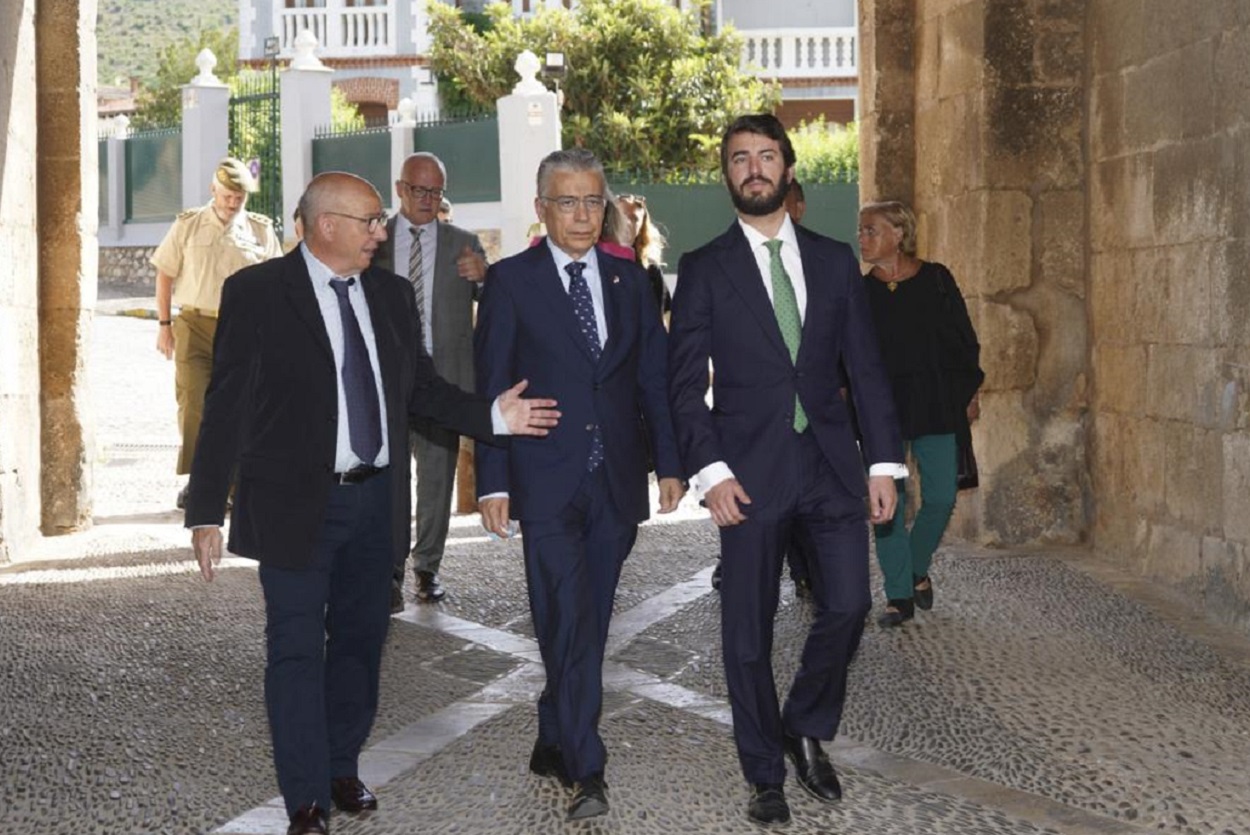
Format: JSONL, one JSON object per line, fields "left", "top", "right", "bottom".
{"left": 718, "top": 430, "right": 871, "bottom": 785}
{"left": 258, "top": 474, "right": 394, "bottom": 816}
{"left": 520, "top": 467, "right": 637, "bottom": 782}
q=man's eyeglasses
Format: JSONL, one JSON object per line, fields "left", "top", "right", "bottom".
{"left": 540, "top": 195, "right": 608, "bottom": 214}
{"left": 326, "top": 211, "right": 388, "bottom": 233}
{"left": 401, "top": 183, "right": 445, "bottom": 201}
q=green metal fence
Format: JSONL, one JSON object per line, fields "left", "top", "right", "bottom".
{"left": 125, "top": 128, "right": 182, "bottom": 223}
{"left": 230, "top": 72, "right": 283, "bottom": 237}
{"left": 605, "top": 180, "right": 861, "bottom": 265}
{"left": 312, "top": 126, "right": 391, "bottom": 200}
{"left": 99, "top": 139, "right": 109, "bottom": 225}
{"left": 413, "top": 113, "right": 499, "bottom": 203}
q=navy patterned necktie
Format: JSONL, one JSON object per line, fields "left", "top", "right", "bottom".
{"left": 565, "top": 261, "right": 604, "bottom": 470}
{"left": 329, "top": 278, "right": 382, "bottom": 464}
{"left": 566, "top": 261, "right": 601, "bottom": 359}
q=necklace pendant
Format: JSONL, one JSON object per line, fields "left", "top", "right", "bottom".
{"left": 888, "top": 281, "right": 898, "bottom": 292}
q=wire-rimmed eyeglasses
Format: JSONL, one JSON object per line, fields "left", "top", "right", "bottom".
{"left": 401, "top": 183, "right": 445, "bottom": 201}
{"left": 325, "top": 211, "right": 388, "bottom": 233}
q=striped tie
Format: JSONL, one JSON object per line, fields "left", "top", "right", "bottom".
{"left": 408, "top": 226, "right": 425, "bottom": 326}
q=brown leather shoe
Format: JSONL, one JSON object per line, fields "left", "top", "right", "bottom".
{"left": 415, "top": 571, "right": 446, "bottom": 602}
{"left": 286, "top": 803, "right": 329, "bottom": 835}
{"left": 330, "top": 777, "right": 378, "bottom": 814}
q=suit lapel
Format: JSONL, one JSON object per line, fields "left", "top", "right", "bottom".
{"left": 794, "top": 229, "right": 827, "bottom": 365}
{"left": 717, "top": 224, "right": 790, "bottom": 361}
{"left": 280, "top": 249, "right": 335, "bottom": 364}
{"left": 361, "top": 268, "right": 400, "bottom": 415}
{"left": 598, "top": 258, "right": 624, "bottom": 369}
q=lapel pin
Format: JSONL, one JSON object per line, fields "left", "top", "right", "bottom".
{"left": 612, "top": 275, "right": 620, "bottom": 284}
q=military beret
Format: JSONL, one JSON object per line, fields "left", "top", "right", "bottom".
{"left": 215, "top": 157, "right": 259, "bottom": 194}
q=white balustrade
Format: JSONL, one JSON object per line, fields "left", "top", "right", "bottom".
{"left": 740, "top": 27, "right": 857, "bottom": 79}
{"left": 274, "top": 0, "right": 395, "bottom": 59}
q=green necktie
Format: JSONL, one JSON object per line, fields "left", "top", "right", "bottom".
{"left": 765, "top": 239, "right": 808, "bottom": 432}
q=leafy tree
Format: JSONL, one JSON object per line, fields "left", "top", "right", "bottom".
{"left": 131, "top": 28, "right": 240, "bottom": 131}
{"left": 426, "top": 0, "right": 780, "bottom": 177}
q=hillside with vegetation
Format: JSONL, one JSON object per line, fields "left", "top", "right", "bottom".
{"left": 97, "top": 0, "right": 236, "bottom": 85}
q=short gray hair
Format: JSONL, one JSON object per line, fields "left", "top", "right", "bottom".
{"left": 536, "top": 148, "right": 605, "bottom": 197}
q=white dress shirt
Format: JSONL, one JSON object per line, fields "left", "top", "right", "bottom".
{"left": 693, "top": 215, "right": 907, "bottom": 494}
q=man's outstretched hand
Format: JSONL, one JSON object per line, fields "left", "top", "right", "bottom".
{"left": 498, "top": 379, "right": 560, "bottom": 436}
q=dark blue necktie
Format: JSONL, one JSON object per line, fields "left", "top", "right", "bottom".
{"left": 566, "top": 261, "right": 604, "bottom": 471}
{"left": 329, "top": 278, "right": 382, "bottom": 465}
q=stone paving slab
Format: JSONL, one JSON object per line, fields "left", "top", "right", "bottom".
{"left": 626, "top": 549, "right": 1250, "bottom": 835}
{"left": 0, "top": 559, "right": 519, "bottom": 835}
{"left": 327, "top": 700, "right": 1066, "bottom": 835}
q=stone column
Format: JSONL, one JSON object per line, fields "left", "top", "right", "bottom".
{"left": 495, "top": 51, "right": 560, "bottom": 258}
{"left": 857, "top": 0, "right": 916, "bottom": 205}
{"left": 912, "top": 0, "right": 1088, "bottom": 545}
{"left": 0, "top": 0, "right": 41, "bottom": 561}
{"left": 181, "top": 50, "right": 231, "bottom": 209}
{"left": 280, "top": 30, "right": 333, "bottom": 244}
{"left": 36, "top": 0, "right": 99, "bottom": 535}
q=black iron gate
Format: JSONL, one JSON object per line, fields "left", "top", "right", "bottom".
{"left": 228, "top": 53, "right": 282, "bottom": 237}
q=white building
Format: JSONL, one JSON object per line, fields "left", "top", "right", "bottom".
{"left": 237, "top": 0, "right": 857, "bottom": 125}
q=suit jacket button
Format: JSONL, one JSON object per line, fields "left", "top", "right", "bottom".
{"left": 586, "top": 423, "right": 595, "bottom": 431}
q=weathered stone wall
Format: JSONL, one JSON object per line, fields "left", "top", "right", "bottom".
{"left": 99, "top": 246, "right": 157, "bottom": 295}
{"left": 862, "top": 0, "right": 1090, "bottom": 547}
{"left": 37, "top": 0, "right": 98, "bottom": 535}
{"left": 0, "top": 0, "right": 42, "bottom": 563}
{"left": 1087, "top": 2, "right": 1250, "bottom": 624}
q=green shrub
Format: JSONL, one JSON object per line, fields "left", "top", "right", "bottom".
{"left": 791, "top": 118, "right": 859, "bottom": 184}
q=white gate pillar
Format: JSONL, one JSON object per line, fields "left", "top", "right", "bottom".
{"left": 280, "top": 30, "right": 333, "bottom": 243}
{"left": 495, "top": 51, "right": 560, "bottom": 258}
{"left": 181, "top": 49, "right": 230, "bottom": 208}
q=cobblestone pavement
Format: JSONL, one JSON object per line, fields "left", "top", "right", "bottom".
{"left": 2, "top": 310, "right": 1250, "bottom": 834}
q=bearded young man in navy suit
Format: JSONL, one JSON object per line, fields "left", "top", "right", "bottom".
{"left": 668, "top": 114, "right": 906, "bottom": 827}
{"left": 474, "top": 148, "right": 685, "bottom": 821}
{"left": 186, "top": 172, "right": 559, "bottom": 835}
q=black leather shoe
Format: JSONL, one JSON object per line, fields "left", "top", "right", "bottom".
{"left": 567, "top": 773, "right": 609, "bottom": 820}
{"left": 415, "top": 571, "right": 446, "bottom": 602}
{"left": 877, "top": 598, "right": 915, "bottom": 627}
{"left": 783, "top": 735, "right": 842, "bottom": 803}
{"left": 913, "top": 574, "right": 934, "bottom": 610}
{"left": 528, "top": 740, "right": 571, "bottom": 787}
{"left": 793, "top": 577, "right": 812, "bottom": 601}
{"left": 330, "top": 777, "right": 377, "bottom": 814}
{"left": 286, "top": 803, "right": 329, "bottom": 835}
{"left": 747, "top": 783, "right": 790, "bottom": 826}
{"left": 711, "top": 559, "right": 722, "bottom": 591}
{"left": 390, "top": 582, "right": 405, "bottom": 614}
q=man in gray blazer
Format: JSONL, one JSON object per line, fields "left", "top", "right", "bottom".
{"left": 374, "top": 152, "right": 488, "bottom": 609}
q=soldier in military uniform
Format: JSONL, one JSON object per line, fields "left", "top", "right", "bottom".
{"left": 152, "top": 158, "right": 283, "bottom": 508}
